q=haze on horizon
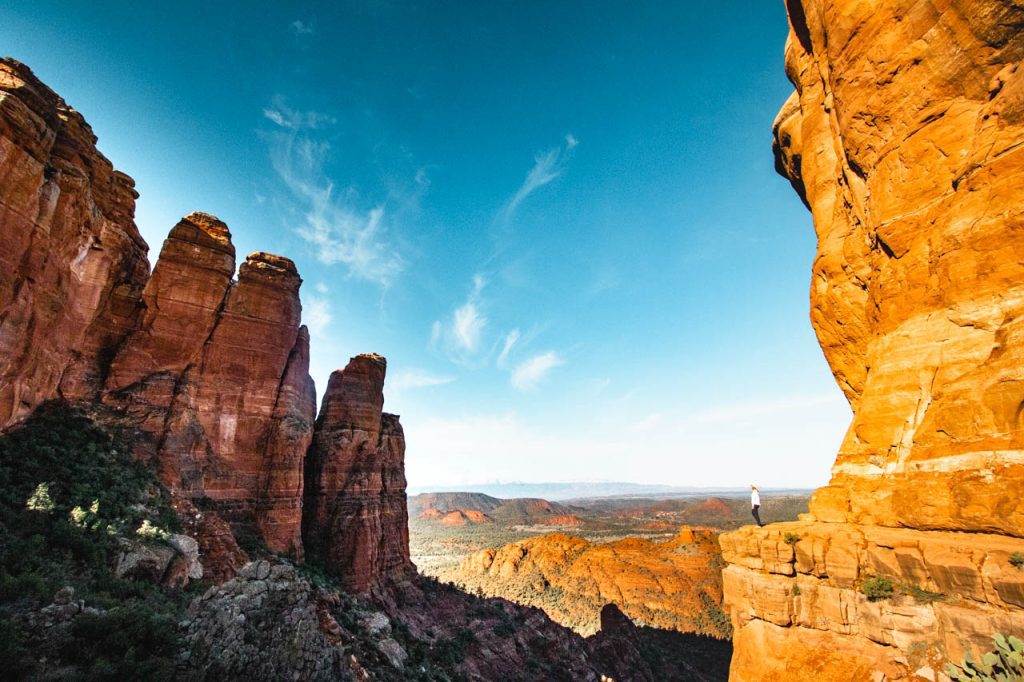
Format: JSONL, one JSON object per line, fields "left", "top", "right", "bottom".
{"left": 1, "top": 1, "right": 852, "bottom": 489}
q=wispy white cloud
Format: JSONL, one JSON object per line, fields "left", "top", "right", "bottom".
{"left": 264, "top": 100, "right": 404, "bottom": 286}
{"left": 434, "top": 275, "right": 490, "bottom": 361}
{"left": 501, "top": 135, "right": 578, "bottom": 225}
{"left": 453, "top": 302, "right": 485, "bottom": 352}
{"left": 263, "top": 98, "right": 334, "bottom": 130}
{"left": 290, "top": 19, "right": 314, "bottom": 36}
{"left": 496, "top": 329, "right": 520, "bottom": 369}
{"left": 303, "top": 292, "right": 332, "bottom": 336}
{"left": 510, "top": 351, "right": 565, "bottom": 391}
{"left": 389, "top": 369, "right": 456, "bottom": 392}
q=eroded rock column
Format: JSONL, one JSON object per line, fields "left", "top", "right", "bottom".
{"left": 303, "top": 354, "right": 414, "bottom": 592}
{"left": 105, "top": 213, "right": 315, "bottom": 568}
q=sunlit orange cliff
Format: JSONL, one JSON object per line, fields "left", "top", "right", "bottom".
{"left": 720, "top": 1, "right": 1024, "bottom": 679}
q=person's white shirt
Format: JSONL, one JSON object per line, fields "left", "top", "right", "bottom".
{"left": 751, "top": 489, "right": 760, "bottom": 506}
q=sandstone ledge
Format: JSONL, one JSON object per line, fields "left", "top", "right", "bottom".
{"left": 721, "top": 521, "right": 1024, "bottom": 680}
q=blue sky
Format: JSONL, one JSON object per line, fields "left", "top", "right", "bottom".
{"left": 3, "top": 1, "right": 852, "bottom": 488}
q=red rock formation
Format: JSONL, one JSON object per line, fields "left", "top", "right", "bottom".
{"left": 0, "top": 57, "right": 417, "bottom": 587}
{"left": 451, "top": 527, "right": 727, "bottom": 638}
{"left": 0, "top": 58, "right": 149, "bottom": 427}
{"left": 104, "top": 219, "right": 315, "bottom": 562}
{"left": 722, "top": 2, "right": 1024, "bottom": 679}
{"left": 303, "top": 354, "right": 414, "bottom": 591}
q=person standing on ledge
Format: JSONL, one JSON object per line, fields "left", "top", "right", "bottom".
{"left": 751, "top": 484, "right": 764, "bottom": 527}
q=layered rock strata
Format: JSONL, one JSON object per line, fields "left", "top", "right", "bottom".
{"left": 104, "top": 214, "right": 315, "bottom": 560}
{"left": 303, "top": 354, "right": 414, "bottom": 592}
{"left": 723, "top": 1, "right": 1024, "bottom": 679}
{"left": 0, "top": 58, "right": 149, "bottom": 426}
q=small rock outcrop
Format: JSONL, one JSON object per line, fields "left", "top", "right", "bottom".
{"left": 303, "top": 354, "right": 414, "bottom": 592}
{"left": 182, "top": 561, "right": 341, "bottom": 681}
{"left": 722, "top": 2, "right": 1024, "bottom": 679}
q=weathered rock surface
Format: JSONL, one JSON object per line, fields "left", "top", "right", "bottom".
{"left": 104, "top": 215, "right": 315, "bottom": 565}
{"left": 773, "top": 0, "right": 1024, "bottom": 534}
{"left": 450, "top": 527, "right": 728, "bottom": 638}
{"left": 723, "top": 1, "right": 1024, "bottom": 679}
{"left": 182, "top": 561, "right": 342, "bottom": 681}
{"left": 0, "top": 58, "right": 149, "bottom": 427}
{"left": 303, "top": 355, "right": 414, "bottom": 592}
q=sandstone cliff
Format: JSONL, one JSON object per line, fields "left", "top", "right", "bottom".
{"left": 449, "top": 527, "right": 728, "bottom": 638}
{"left": 722, "top": 2, "right": 1024, "bottom": 679}
{"left": 0, "top": 58, "right": 409, "bottom": 589}
{"left": 0, "top": 59, "right": 149, "bottom": 426}
{"left": 104, "top": 215, "right": 314, "bottom": 561}
{"left": 303, "top": 354, "right": 414, "bottom": 592}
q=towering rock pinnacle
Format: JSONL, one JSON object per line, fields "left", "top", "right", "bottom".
{"left": 0, "top": 58, "right": 149, "bottom": 426}
{"left": 303, "top": 354, "right": 414, "bottom": 592}
{"left": 104, "top": 219, "right": 315, "bottom": 563}
{"left": 721, "top": 2, "right": 1024, "bottom": 679}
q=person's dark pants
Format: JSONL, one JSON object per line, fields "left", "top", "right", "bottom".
{"left": 752, "top": 505, "right": 763, "bottom": 526}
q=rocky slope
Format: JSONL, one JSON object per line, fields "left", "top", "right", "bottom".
{"left": 183, "top": 561, "right": 731, "bottom": 682}
{"left": 449, "top": 527, "right": 729, "bottom": 638}
{"left": 721, "top": 1, "right": 1024, "bottom": 679}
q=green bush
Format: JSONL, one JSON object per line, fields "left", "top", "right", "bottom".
{"left": 899, "top": 582, "right": 944, "bottom": 604}
{"left": 783, "top": 532, "right": 801, "bottom": 545}
{"left": 948, "top": 633, "right": 1024, "bottom": 681}
{"left": 861, "top": 575, "right": 894, "bottom": 602}
{"left": 1010, "top": 552, "right": 1024, "bottom": 569}
{"left": 64, "top": 607, "right": 178, "bottom": 681}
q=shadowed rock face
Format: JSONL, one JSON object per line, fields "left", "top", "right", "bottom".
{"left": 303, "top": 354, "right": 414, "bottom": 592}
{"left": 0, "top": 59, "right": 150, "bottom": 426}
{"left": 723, "top": 2, "right": 1024, "bottom": 680}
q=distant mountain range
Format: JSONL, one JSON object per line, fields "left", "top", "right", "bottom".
{"left": 406, "top": 481, "right": 815, "bottom": 501}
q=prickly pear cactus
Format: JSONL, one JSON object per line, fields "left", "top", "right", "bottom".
{"left": 947, "top": 634, "right": 1024, "bottom": 682}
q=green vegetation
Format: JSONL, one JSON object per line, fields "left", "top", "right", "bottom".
{"left": 296, "top": 558, "right": 341, "bottom": 590}
{"left": 783, "top": 532, "right": 801, "bottom": 545}
{"left": 860, "top": 575, "right": 895, "bottom": 602}
{"left": 948, "top": 633, "right": 1024, "bottom": 681}
{"left": 792, "top": 584, "right": 801, "bottom": 596}
{"left": 1010, "top": 552, "right": 1024, "bottom": 569}
{"left": 899, "top": 582, "right": 945, "bottom": 604}
{"left": 0, "top": 402, "right": 193, "bottom": 680}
